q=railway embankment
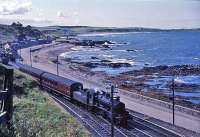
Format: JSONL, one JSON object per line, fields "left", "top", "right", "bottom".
{"left": 0, "top": 70, "right": 91, "bottom": 137}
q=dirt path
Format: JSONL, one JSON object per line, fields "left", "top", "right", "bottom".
{"left": 19, "top": 43, "right": 200, "bottom": 133}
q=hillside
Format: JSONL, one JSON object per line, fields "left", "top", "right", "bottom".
{"left": 38, "top": 25, "right": 200, "bottom": 38}
{"left": 0, "top": 22, "right": 45, "bottom": 43}
{"left": 1, "top": 23, "right": 200, "bottom": 42}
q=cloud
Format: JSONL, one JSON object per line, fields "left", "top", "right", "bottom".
{"left": 57, "top": 10, "right": 79, "bottom": 18}
{"left": 57, "top": 11, "right": 66, "bottom": 18}
{"left": 57, "top": 11, "right": 68, "bottom": 18}
{"left": 0, "top": 0, "right": 32, "bottom": 15}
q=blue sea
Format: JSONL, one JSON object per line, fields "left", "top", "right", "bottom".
{"left": 145, "top": 75, "right": 200, "bottom": 104}
{"left": 71, "top": 31, "right": 200, "bottom": 74}
{"left": 61, "top": 31, "right": 200, "bottom": 103}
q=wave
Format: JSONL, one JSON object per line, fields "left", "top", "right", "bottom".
{"left": 78, "top": 31, "right": 154, "bottom": 37}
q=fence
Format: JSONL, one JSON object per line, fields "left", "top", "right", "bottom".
{"left": 0, "top": 63, "right": 13, "bottom": 127}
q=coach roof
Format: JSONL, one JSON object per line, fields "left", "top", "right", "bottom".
{"left": 18, "top": 63, "right": 45, "bottom": 76}
{"left": 42, "top": 72, "right": 82, "bottom": 86}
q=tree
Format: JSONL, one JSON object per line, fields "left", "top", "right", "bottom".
{"left": 11, "top": 22, "right": 17, "bottom": 27}
{"left": 25, "top": 25, "right": 32, "bottom": 31}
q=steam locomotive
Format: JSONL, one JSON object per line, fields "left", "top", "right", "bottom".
{"left": 17, "top": 63, "right": 128, "bottom": 127}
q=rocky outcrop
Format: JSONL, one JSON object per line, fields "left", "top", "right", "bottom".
{"left": 82, "top": 61, "right": 132, "bottom": 69}
{"left": 109, "top": 62, "right": 132, "bottom": 68}
{"left": 83, "top": 62, "right": 99, "bottom": 68}
{"left": 123, "top": 65, "right": 200, "bottom": 76}
{"left": 94, "top": 40, "right": 114, "bottom": 45}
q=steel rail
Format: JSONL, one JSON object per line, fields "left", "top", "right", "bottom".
{"left": 51, "top": 94, "right": 122, "bottom": 137}
{"left": 129, "top": 112, "right": 182, "bottom": 137}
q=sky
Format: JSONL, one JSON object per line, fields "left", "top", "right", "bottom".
{"left": 0, "top": 0, "right": 200, "bottom": 28}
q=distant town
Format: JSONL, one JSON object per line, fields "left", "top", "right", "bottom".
{"left": 0, "top": 22, "right": 52, "bottom": 64}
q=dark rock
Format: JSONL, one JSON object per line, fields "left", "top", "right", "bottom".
{"left": 94, "top": 40, "right": 114, "bottom": 45}
{"left": 101, "top": 60, "right": 112, "bottom": 63}
{"left": 64, "top": 58, "right": 72, "bottom": 62}
{"left": 156, "top": 65, "right": 169, "bottom": 70}
{"left": 127, "top": 49, "right": 136, "bottom": 52}
{"left": 84, "top": 62, "right": 99, "bottom": 68}
{"left": 109, "top": 62, "right": 132, "bottom": 68}
{"left": 122, "top": 64, "right": 200, "bottom": 76}
{"left": 102, "top": 44, "right": 110, "bottom": 48}
{"left": 76, "top": 40, "right": 95, "bottom": 47}
{"left": 91, "top": 56, "right": 99, "bottom": 59}
{"left": 143, "top": 65, "right": 168, "bottom": 72}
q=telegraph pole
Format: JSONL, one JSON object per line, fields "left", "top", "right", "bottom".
{"left": 172, "top": 77, "right": 175, "bottom": 125}
{"left": 111, "top": 85, "right": 118, "bottom": 137}
{"left": 57, "top": 55, "right": 59, "bottom": 76}
{"left": 20, "top": 45, "right": 22, "bottom": 60}
{"left": 30, "top": 48, "right": 32, "bottom": 67}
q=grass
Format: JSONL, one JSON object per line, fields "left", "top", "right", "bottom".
{"left": 0, "top": 70, "right": 91, "bottom": 137}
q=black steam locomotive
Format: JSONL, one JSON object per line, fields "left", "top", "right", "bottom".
{"left": 17, "top": 63, "right": 128, "bottom": 127}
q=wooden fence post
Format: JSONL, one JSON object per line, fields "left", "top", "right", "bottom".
{"left": 3, "top": 67, "right": 14, "bottom": 129}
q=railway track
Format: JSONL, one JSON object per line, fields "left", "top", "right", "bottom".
{"left": 93, "top": 111, "right": 155, "bottom": 137}
{"left": 128, "top": 111, "right": 182, "bottom": 137}
{"left": 50, "top": 92, "right": 183, "bottom": 137}
{"left": 50, "top": 94, "right": 127, "bottom": 137}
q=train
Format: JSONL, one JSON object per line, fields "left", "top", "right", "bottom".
{"left": 17, "top": 63, "right": 129, "bottom": 127}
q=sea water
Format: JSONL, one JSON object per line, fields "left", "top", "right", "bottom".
{"left": 76, "top": 31, "right": 200, "bottom": 74}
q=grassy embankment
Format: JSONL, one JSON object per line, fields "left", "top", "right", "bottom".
{"left": 0, "top": 70, "right": 91, "bottom": 137}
